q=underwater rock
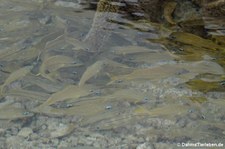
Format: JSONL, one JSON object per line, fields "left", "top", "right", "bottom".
{"left": 17, "top": 127, "right": 33, "bottom": 138}
{"left": 136, "top": 143, "right": 154, "bottom": 149}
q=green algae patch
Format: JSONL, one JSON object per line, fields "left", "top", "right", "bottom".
{"left": 148, "top": 31, "right": 225, "bottom": 63}
{"left": 186, "top": 79, "right": 225, "bottom": 93}
{"left": 167, "top": 45, "right": 208, "bottom": 61}
{"left": 212, "top": 35, "right": 225, "bottom": 46}
{"left": 189, "top": 97, "right": 207, "bottom": 103}
{"left": 169, "top": 32, "right": 225, "bottom": 50}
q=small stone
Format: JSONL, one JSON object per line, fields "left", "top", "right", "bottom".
{"left": 39, "top": 16, "right": 52, "bottom": 25}
{"left": 220, "top": 80, "right": 225, "bottom": 86}
{"left": 136, "top": 143, "right": 154, "bottom": 149}
{"left": 116, "top": 80, "right": 123, "bottom": 83}
{"left": 136, "top": 137, "right": 145, "bottom": 143}
{"left": 54, "top": 1, "right": 80, "bottom": 8}
{"left": 105, "top": 105, "right": 112, "bottom": 110}
{"left": 6, "top": 136, "right": 22, "bottom": 148}
{"left": 51, "top": 138, "right": 59, "bottom": 146}
{"left": 17, "top": 127, "right": 33, "bottom": 138}
{"left": 154, "top": 143, "right": 176, "bottom": 149}
{"left": 121, "top": 101, "right": 131, "bottom": 107}
{"left": 93, "top": 142, "right": 101, "bottom": 148}
{"left": 58, "top": 140, "right": 69, "bottom": 148}
{"left": 78, "top": 137, "right": 93, "bottom": 146}
{"left": 126, "top": 135, "right": 136, "bottom": 143}
{"left": 0, "top": 128, "right": 5, "bottom": 136}
{"left": 30, "top": 133, "right": 39, "bottom": 140}
{"left": 94, "top": 90, "right": 101, "bottom": 96}
{"left": 11, "top": 127, "right": 19, "bottom": 135}
{"left": 23, "top": 111, "right": 31, "bottom": 116}
{"left": 41, "top": 124, "right": 47, "bottom": 130}
{"left": 66, "top": 103, "right": 73, "bottom": 108}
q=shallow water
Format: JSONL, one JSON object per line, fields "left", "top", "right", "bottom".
{"left": 0, "top": 0, "right": 225, "bottom": 148}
